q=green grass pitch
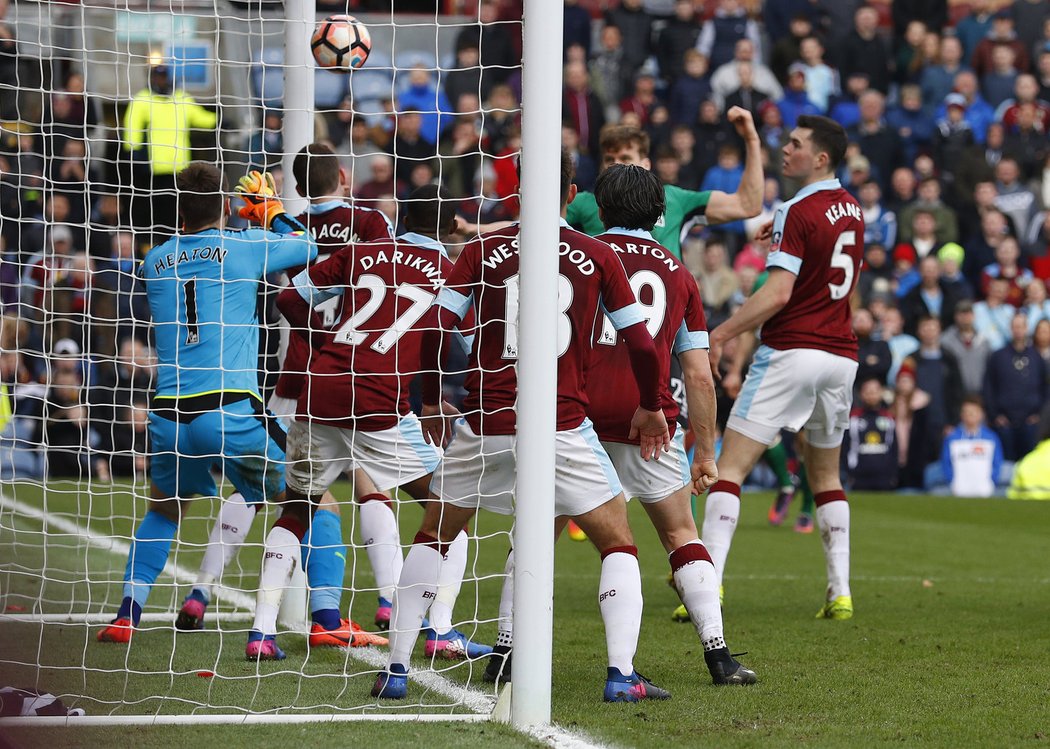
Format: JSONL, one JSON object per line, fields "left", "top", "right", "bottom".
{"left": 1, "top": 481, "right": 1049, "bottom": 747}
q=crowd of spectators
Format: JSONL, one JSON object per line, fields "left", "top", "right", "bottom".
{"left": 2, "top": 0, "right": 1050, "bottom": 496}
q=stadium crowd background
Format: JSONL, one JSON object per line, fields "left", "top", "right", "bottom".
{"left": 1, "top": 0, "right": 1049, "bottom": 496}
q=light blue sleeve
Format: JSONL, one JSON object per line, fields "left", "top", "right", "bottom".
{"left": 454, "top": 330, "right": 475, "bottom": 355}
{"left": 436, "top": 287, "right": 472, "bottom": 321}
{"left": 259, "top": 231, "right": 318, "bottom": 275}
{"left": 601, "top": 300, "right": 646, "bottom": 331}
{"left": 291, "top": 268, "right": 343, "bottom": 307}
{"left": 673, "top": 320, "right": 710, "bottom": 354}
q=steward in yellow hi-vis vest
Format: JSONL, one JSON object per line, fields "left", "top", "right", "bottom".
{"left": 123, "top": 64, "right": 217, "bottom": 241}
{"left": 1008, "top": 438, "right": 1050, "bottom": 500}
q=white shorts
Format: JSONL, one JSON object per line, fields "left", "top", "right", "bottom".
{"left": 285, "top": 414, "right": 441, "bottom": 495}
{"left": 728, "top": 345, "right": 858, "bottom": 449}
{"left": 602, "top": 429, "right": 690, "bottom": 502}
{"left": 266, "top": 394, "right": 299, "bottom": 428}
{"left": 431, "top": 418, "right": 623, "bottom": 517}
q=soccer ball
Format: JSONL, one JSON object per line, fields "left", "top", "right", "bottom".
{"left": 311, "top": 15, "right": 371, "bottom": 71}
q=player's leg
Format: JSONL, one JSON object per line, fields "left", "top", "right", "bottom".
{"left": 246, "top": 418, "right": 358, "bottom": 656}
{"left": 701, "top": 427, "right": 768, "bottom": 588}
{"left": 101, "top": 405, "right": 221, "bottom": 638}
{"left": 175, "top": 492, "right": 259, "bottom": 631}
{"left": 805, "top": 354, "right": 857, "bottom": 620}
{"left": 764, "top": 436, "right": 798, "bottom": 526}
{"left": 563, "top": 421, "right": 669, "bottom": 702}
{"left": 234, "top": 412, "right": 344, "bottom": 658}
{"left": 571, "top": 495, "right": 668, "bottom": 702}
{"left": 606, "top": 433, "right": 756, "bottom": 686}
{"left": 354, "top": 469, "right": 401, "bottom": 630}
{"left": 99, "top": 486, "right": 185, "bottom": 642}
{"left": 401, "top": 473, "right": 488, "bottom": 660}
{"left": 178, "top": 394, "right": 299, "bottom": 630}
{"left": 805, "top": 440, "right": 853, "bottom": 619}
{"left": 373, "top": 419, "right": 506, "bottom": 699}
{"left": 483, "top": 546, "right": 515, "bottom": 684}
{"left": 99, "top": 410, "right": 215, "bottom": 643}
{"left": 373, "top": 499, "right": 478, "bottom": 698}
{"left": 794, "top": 437, "right": 816, "bottom": 533}
{"left": 356, "top": 415, "right": 488, "bottom": 658}
{"left": 706, "top": 346, "right": 819, "bottom": 591}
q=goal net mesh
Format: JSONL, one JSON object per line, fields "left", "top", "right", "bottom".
{"left": 0, "top": 0, "right": 521, "bottom": 720}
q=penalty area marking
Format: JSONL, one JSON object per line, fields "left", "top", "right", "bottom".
{"left": 0, "top": 492, "right": 606, "bottom": 749}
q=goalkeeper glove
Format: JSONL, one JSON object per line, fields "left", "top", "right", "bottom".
{"left": 235, "top": 170, "right": 285, "bottom": 229}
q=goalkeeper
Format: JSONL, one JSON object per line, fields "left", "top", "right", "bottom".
{"left": 566, "top": 107, "right": 763, "bottom": 259}
{"left": 97, "top": 164, "right": 316, "bottom": 647}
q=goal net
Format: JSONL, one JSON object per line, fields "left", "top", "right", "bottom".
{"left": 0, "top": 0, "right": 528, "bottom": 724}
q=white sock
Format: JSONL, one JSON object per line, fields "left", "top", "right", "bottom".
{"left": 702, "top": 483, "right": 741, "bottom": 587}
{"left": 359, "top": 498, "right": 402, "bottom": 602}
{"left": 816, "top": 497, "right": 851, "bottom": 599}
{"left": 669, "top": 540, "right": 723, "bottom": 651}
{"left": 599, "top": 550, "right": 642, "bottom": 676}
{"left": 193, "top": 494, "right": 256, "bottom": 601}
{"left": 496, "top": 547, "right": 514, "bottom": 648}
{"left": 388, "top": 542, "right": 442, "bottom": 667}
{"left": 429, "top": 530, "right": 467, "bottom": 635}
{"left": 252, "top": 524, "right": 301, "bottom": 636}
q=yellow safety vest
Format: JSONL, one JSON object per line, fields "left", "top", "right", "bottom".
{"left": 123, "top": 89, "right": 217, "bottom": 175}
{"left": 0, "top": 384, "right": 12, "bottom": 434}
{"left": 1007, "top": 439, "right": 1050, "bottom": 500}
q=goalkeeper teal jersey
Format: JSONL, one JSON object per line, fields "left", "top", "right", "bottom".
{"left": 142, "top": 223, "right": 316, "bottom": 400}
{"left": 566, "top": 185, "right": 712, "bottom": 259}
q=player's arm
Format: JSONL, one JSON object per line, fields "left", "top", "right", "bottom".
{"left": 419, "top": 305, "right": 466, "bottom": 447}
{"left": 678, "top": 343, "right": 718, "bottom": 493}
{"left": 701, "top": 106, "right": 763, "bottom": 225}
{"left": 276, "top": 248, "right": 352, "bottom": 348}
{"left": 235, "top": 170, "right": 318, "bottom": 270}
{"left": 709, "top": 268, "right": 796, "bottom": 371}
{"left": 618, "top": 321, "right": 670, "bottom": 461}
{"left": 419, "top": 256, "right": 475, "bottom": 445}
{"left": 454, "top": 217, "right": 514, "bottom": 237}
{"left": 721, "top": 327, "right": 755, "bottom": 398}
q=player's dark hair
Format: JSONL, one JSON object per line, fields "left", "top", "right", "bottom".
{"left": 593, "top": 164, "right": 665, "bottom": 231}
{"left": 403, "top": 183, "right": 457, "bottom": 238}
{"left": 515, "top": 149, "right": 576, "bottom": 205}
{"left": 176, "top": 161, "right": 226, "bottom": 228}
{"left": 796, "top": 115, "right": 848, "bottom": 171}
{"left": 293, "top": 143, "right": 341, "bottom": 198}
{"left": 560, "top": 147, "right": 575, "bottom": 203}
{"left": 599, "top": 123, "right": 650, "bottom": 159}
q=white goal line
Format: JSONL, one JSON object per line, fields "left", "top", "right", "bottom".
{"left": 0, "top": 612, "right": 261, "bottom": 624}
{"left": 0, "top": 713, "right": 490, "bottom": 727}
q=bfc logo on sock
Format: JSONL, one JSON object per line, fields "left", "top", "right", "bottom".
{"left": 720, "top": 515, "right": 736, "bottom": 523}
{"left": 222, "top": 524, "right": 239, "bottom": 533}
{"left": 829, "top": 526, "right": 845, "bottom": 533}
{"left": 422, "top": 590, "right": 435, "bottom": 600}
{"left": 599, "top": 589, "right": 616, "bottom": 602}
{"left": 265, "top": 552, "right": 283, "bottom": 560}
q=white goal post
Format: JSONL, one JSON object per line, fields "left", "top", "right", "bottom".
{"left": 512, "top": 0, "right": 561, "bottom": 728}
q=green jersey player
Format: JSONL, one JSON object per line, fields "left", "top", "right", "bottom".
{"left": 566, "top": 106, "right": 764, "bottom": 259}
